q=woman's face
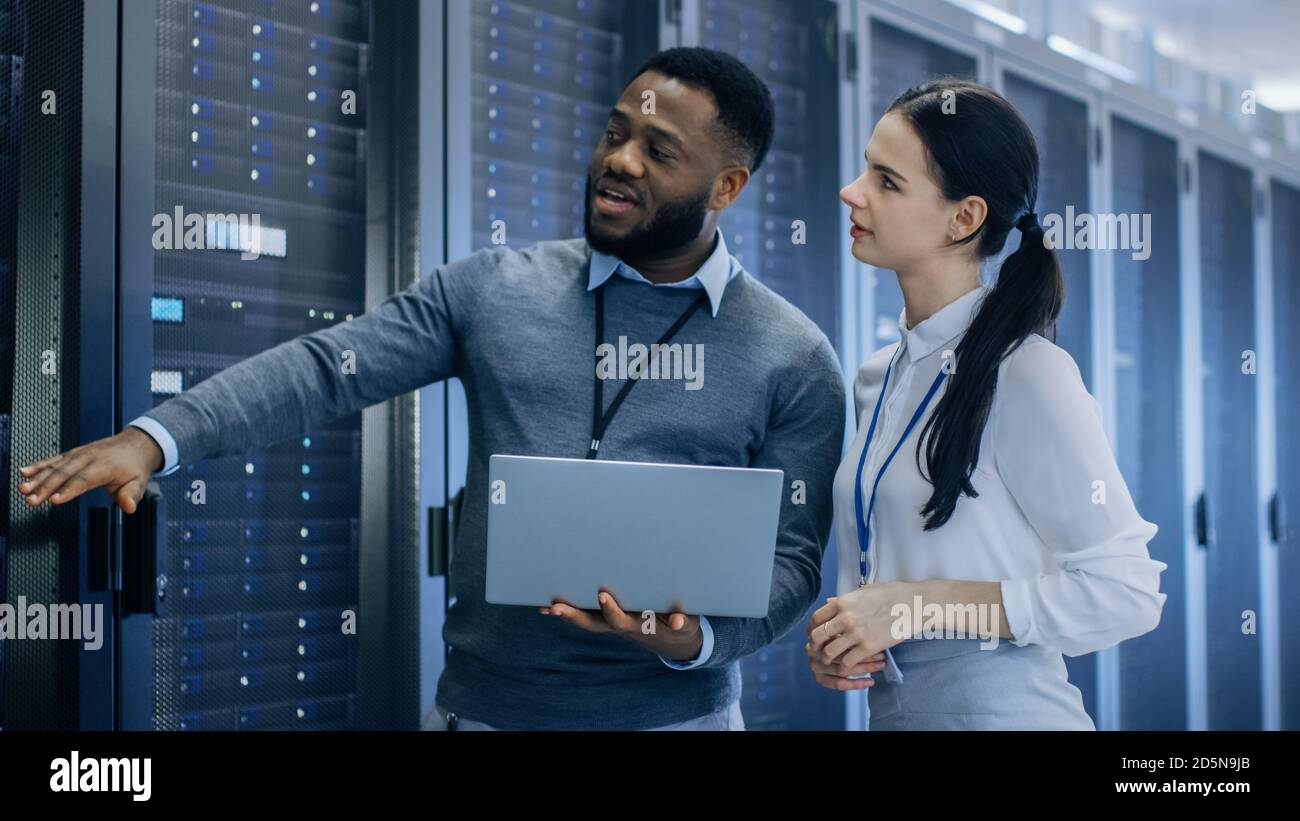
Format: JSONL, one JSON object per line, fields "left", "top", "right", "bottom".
{"left": 839, "top": 110, "right": 954, "bottom": 271}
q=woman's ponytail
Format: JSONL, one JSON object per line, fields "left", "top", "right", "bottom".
{"left": 885, "top": 80, "right": 1064, "bottom": 530}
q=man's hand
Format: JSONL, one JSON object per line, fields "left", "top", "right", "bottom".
{"left": 17, "top": 427, "right": 164, "bottom": 514}
{"left": 541, "top": 589, "right": 703, "bottom": 662}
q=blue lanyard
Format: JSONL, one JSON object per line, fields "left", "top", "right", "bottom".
{"left": 853, "top": 340, "right": 964, "bottom": 585}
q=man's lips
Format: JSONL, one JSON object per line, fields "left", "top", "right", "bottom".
{"left": 594, "top": 191, "right": 637, "bottom": 216}
{"left": 594, "top": 183, "right": 640, "bottom": 216}
{"left": 595, "top": 179, "right": 640, "bottom": 205}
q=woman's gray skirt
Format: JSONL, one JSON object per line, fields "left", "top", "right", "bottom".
{"left": 866, "top": 637, "right": 1096, "bottom": 730}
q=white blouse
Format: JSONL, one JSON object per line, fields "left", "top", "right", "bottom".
{"left": 832, "top": 283, "right": 1168, "bottom": 657}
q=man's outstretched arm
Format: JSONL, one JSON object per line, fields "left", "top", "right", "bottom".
{"left": 19, "top": 247, "right": 499, "bottom": 512}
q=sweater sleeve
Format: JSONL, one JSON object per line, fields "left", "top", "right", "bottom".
{"left": 694, "top": 334, "right": 847, "bottom": 668}
{"left": 139, "top": 246, "right": 498, "bottom": 468}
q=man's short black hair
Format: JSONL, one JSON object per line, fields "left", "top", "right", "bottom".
{"left": 626, "top": 47, "right": 775, "bottom": 173}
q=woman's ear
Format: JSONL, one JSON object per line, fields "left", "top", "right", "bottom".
{"left": 949, "top": 195, "right": 988, "bottom": 242}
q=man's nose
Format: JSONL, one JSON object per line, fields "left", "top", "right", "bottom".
{"left": 605, "top": 142, "right": 645, "bottom": 179}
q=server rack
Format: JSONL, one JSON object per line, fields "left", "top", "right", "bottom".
{"left": 1273, "top": 178, "right": 1300, "bottom": 729}
{"left": 1000, "top": 69, "right": 1100, "bottom": 721}
{"left": 1197, "top": 148, "right": 1261, "bottom": 729}
{"left": 4, "top": 0, "right": 1294, "bottom": 734}
{"left": 0, "top": 0, "right": 22, "bottom": 728}
{"left": 693, "top": 0, "right": 844, "bottom": 730}
{"left": 115, "top": 0, "right": 422, "bottom": 730}
{"left": 1110, "top": 114, "right": 1187, "bottom": 729}
{"left": 1, "top": 0, "right": 111, "bottom": 731}
{"left": 1002, "top": 73, "right": 1093, "bottom": 389}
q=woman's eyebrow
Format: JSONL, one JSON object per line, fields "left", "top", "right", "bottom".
{"left": 864, "top": 153, "right": 908, "bottom": 183}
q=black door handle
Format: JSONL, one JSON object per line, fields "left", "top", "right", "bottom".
{"left": 427, "top": 504, "right": 448, "bottom": 578}
{"left": 1269, "top": 492, "right": 1283, "bottom": 545}
{"left": 120, "top": 483, "right": 164, "bottom": 615}
{"left": 1194, "top": 492, "right": 1209, "bottom": 548}
{"left": 428, "top": 486, "right": 466, "bottom": 578}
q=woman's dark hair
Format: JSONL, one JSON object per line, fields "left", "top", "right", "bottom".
{"left": 885, "top": 78, "right": 1064, "bottom": 530}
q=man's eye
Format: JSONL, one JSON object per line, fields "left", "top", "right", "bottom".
{"left": 651, "top": 148, "right": 672, "bottom": 161}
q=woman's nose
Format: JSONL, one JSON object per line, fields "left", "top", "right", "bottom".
{"left": 840, "top": 178, "right": 865, "bottom": 208}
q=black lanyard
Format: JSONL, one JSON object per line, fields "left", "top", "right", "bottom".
{"left": 587, "top": 282, "right": 709, "bottom": 459}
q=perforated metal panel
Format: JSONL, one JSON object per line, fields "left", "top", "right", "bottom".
{"left": 0, "top": 0, "right": 19, "bottom": 727}
{"left": 2, "top": 0, "right": 84, "bottom": 730}
{"left": 1111, "top": 115, "right": 1186, "bottom": 729}
{"left": 1198, "top": 149, "right": 1260, "bottom": 730}
{"left": 1271, "top": 179, "right": 1299, "bottom": 730}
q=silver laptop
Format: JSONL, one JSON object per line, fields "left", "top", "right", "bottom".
{"left": 485, "top": 454, "right": 784, "bottom": 618}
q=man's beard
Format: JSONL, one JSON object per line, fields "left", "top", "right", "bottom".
{"left": 583, "top": 176, "right": 711, "bottom": 261}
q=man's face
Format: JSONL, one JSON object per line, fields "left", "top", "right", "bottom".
{"left": 583, "top": 71, "right": 730, "bottom": 260}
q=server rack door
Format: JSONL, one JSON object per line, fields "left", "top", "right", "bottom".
{"left": 1271, "top": 179, "right": 1300, "bottom": 730}
{"left": 1197, "top": 149, "right": 1261, "bottom": 729}
{"left": 695, "top": 0, "right": 843, "bottom": 730}
{"left": 864, "top": 18, "right": 976, "bottom": 354}
{"left": 123, "top": 0, "right": 414, "bottom": 730}
{"left": 2, "top": 0, "right": 118, "bottom": 730}
{"left": 1001, "top": 72, "right": 1100, "bottom": 722}
{"left": 1111, "top": 115, "right": 1187, "bottom": 729}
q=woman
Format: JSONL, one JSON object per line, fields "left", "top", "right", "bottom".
{"left": 806, "top": 79, "right": 1167, "bottom": 730}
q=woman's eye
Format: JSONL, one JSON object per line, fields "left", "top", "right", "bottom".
{"left": 881, "top": 174, "right": 897, "bottom": 191}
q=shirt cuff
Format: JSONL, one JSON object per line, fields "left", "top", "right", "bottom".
{"left": 127, "top": 415, "right": 181, "bottom": 477}
{"left": 999, "top": 577, "right": 1037, "bottom": 648}
{"left": 659, "top": 614, "right": 714, "bottom": 670}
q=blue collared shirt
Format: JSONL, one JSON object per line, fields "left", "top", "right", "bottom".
{"left": 587, "top": 227, "right": 738, "bottom": 318}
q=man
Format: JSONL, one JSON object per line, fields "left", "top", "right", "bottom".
{"left": 18, "top": 48, "right": 846, "bottom": 730}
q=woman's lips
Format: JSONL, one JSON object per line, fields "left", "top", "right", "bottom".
{"left": 850, "top": 221, "right": 872, "bottom": 239}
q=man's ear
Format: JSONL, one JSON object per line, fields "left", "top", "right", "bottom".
{"left": 711, "top": 165, "right": 751, "bottom": 210}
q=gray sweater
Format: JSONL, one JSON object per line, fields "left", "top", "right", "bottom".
{"left": 141, "top": 237, "right": 847, "bottom": 729}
